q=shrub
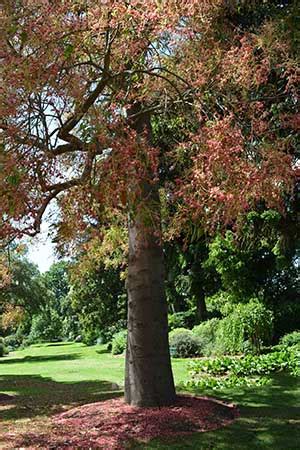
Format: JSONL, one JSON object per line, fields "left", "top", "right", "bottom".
{"left": 4, "top": 334, "right": 23, "bottom": 351}
{"left": 169, "top": 328, "right": 201, "bottom": 358}
{"left": 0, "top": 337, "right": 9, "bottom": 357}
{"left": 111, "top": 330, "right": 127, "bottom": 355}
{"left": 192, "top": 319, "right": 220, "bottom": 356}
{"left": 215, "top": 299, "right": 273, "bottom": 355}
{"left": 189, "top": 349, "right": 299, "bottom": 377}
{"left": 280, "top": 331, "right": 300, "bottom": 347}
{"left": 168, "top": 310, "right": 196, "bottom": 331}
{"left": 82, "top": 328, "right": 99, "bottom": 346}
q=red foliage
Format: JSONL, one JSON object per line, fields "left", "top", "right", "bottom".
{"left": 173, "top": 116, "right": 293, "bottom": 232}
{"left": 0, "top": 1, "right": 297, "bottom": 244}
{"left": 4, "top": 396, "right": 238, "bottom": 449}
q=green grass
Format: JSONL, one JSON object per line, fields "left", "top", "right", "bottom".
{"left": 0, "top": 342, "right": 299, "bottom": 449}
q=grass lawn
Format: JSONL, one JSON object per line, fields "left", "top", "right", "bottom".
{"left": 0, "top": 342, "right": 299, "bottom": 449}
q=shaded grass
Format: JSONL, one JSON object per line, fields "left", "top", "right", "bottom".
{"left": 0, "top": 353, "right": 82, "bottom": 364}
{"left": 0, "top": 342, "right": 299, "bottom": 449}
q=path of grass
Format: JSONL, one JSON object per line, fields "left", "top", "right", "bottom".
{"left": 0, "top": 342, "right": 299, "bottom": 449}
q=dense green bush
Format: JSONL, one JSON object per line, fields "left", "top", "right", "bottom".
{"left": 70, "top": 264, "right": 126, "bottom": 348}
{"left": 169, "top": 328, "right": 201, "bottom": 358}
{"left": 192, "top": 319, "right": 220, "bottom": 356}
{"left": 4, "top": 333, "right": 23, "bottom": 351}
{"left": 168, "top": 310, "right": 196, "bottom": 331}
{"left": 111, "top": 330, "right": 127, "bottom": 355}
{"left": 82, "top": 328, "right": 99, "bottom": 346}
{"left": 0, "top": 337, "right": 9, "bottom": 357}
{"left": 280, "top": 331, "right": 300, "bottom": 347}
{"left": 215, "top": 299, "right": 274, "bottom": 355}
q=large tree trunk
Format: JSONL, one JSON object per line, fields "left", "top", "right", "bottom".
{"left": 125, "top": 181, "right": 176, "bottom": 406}
{"left": 124, "top": 103, "right": 176, "bottom": 407}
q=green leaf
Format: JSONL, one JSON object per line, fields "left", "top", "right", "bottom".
{"left": 64, "top": 44, "right": 74, "bottom": 59}
{"left": 7, "top": 173, "right": 20, "bottom": 186}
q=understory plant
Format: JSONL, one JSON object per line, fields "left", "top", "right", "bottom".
{"left": 192, "top": 318, "right": 220, "bottom": 356}
{"left": 169, "top": 328, "right": 201, "bottom": 358}
{"left": 280, "top": 331, "right": 300, "bottom": 347}
{"left": 111, "top": 330, "right": 127, "bottom": 355}
{"left": 215, "top": 299, "right": 274, "bottom": 354}
{"left": 186, "top": 347, "right": 300, "bottom": 390}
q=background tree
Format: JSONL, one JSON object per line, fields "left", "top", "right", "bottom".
{"left": 0, "top": 255, "right": 50, "bottom": 322}
{"left": 69, "top": 259, "right": 126, "bottom": 345}
{"left": 0, "top": 249, "right": 52, "bottom": 346}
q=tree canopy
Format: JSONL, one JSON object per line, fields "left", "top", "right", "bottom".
{"left": 1, "top": 0, "right": 297, "bottom": 243}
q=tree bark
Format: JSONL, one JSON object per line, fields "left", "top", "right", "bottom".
{"left": 124, "top": 103, "right": 176, "bottom": 407}
{"left": 196, "top": 293, "right": 207, "bottom": 322}
{"left": 125, "top": 181, "right": 176, "bottom": 407}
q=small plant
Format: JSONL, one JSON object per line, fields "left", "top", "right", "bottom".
{"left": 169, "top": 328, "right": 201, "bottom": 358}
{"left": 184, "top": 374, "right": 270, "bottom": 390}
{"left": 280, "top": 331, "right": 300, "bottom": 347}
{"left": 111, "top": 330, "right": 127, "bottom": 355}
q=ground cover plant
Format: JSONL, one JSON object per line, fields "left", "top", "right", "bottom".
{"left": 186, "top": 347, "right": 300, "bottom": 390}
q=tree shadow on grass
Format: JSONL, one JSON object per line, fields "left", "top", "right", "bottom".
{"left": 0, "top": 353, "right": 82, "bottom": 365}
{"left": 44, "top": 342, "right": 78, "bottom": 347}
{"left": 95, "top": 347, "right": 111, "bottom": 355}
{"left": 0, "top": 374, "right": 122, "bottom": 422}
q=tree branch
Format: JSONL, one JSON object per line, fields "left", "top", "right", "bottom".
{"left": 57, "top": 37, "right": 111, "bottom": 144}
{"left": 26, "top": 150, "right": 95, "bottom": 236}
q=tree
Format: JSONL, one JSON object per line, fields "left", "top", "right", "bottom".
{"left": 1, "top": 1, "right": 297, "bottom": 406}
{"left": 165, "top": 239, "right": 219, "bottom": 322}
{"left": 0, "top": 251, "right": 51, "bottom": 339}
{"left": 69, "top": 260, "right": 126, "bottom": 344}
{"left": 0, "top": 255, "right": 49, "bottom": 316}
{"left": 43, "top": 261, "right": 70, "bottom": 306}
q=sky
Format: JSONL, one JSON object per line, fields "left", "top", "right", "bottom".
{"left": 26, "top": 222, "right": 56, "bottom": 273}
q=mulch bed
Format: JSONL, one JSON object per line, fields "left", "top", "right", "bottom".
{"left": 3, "top": 395, "right": 239, "bottom": 449}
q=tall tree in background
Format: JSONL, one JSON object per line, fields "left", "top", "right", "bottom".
{"left": 0, "top": 1, "right": 298, "bottom": 406}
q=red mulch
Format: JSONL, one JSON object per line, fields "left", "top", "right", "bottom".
{"left": 4, "top": 395, "right": 239, "bottom": 449}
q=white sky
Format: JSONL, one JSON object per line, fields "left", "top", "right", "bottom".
{"left": 26, "top": 222, "right": 55, "bottom": 273}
